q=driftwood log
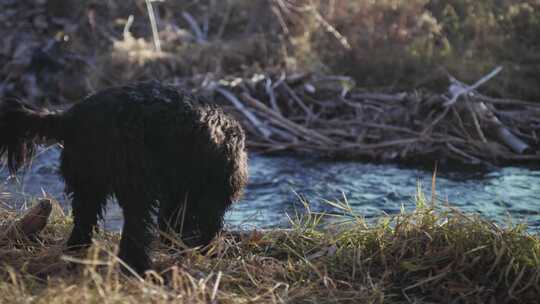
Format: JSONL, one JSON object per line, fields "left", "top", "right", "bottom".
{"left": 2, "top": 199, "right": 53, "bottom": 240}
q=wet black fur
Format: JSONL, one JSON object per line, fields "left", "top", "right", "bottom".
{"left": 0, "top": 82, "right": 248, "bottom": 274}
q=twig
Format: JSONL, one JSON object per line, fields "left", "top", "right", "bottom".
{"left": 421, "top": 107, "right": 450, "bottom": 136}
{"left": 312, "top": 8, "right": 351, "bottom": 50}
{"left": 446, "top": 143, "right": 482, "bottom": 164}
{"left": 241, "top": 93, "right": 335, "bottom": 145}
{"left": 465, "top": 97, "right": 488, "bottom": 143}
{"left": 215, "top": 88, "right": 272, "bottom": 138}
{"left": 321, "top": 118, "right": 420, "bottom": 136}
{"left": 340, "top": 138, "right": 420, "bottom": 150}
{"left": 355, "top": 122, "right": 420, "bottom": 136}
{"left": 182, "top": 11, "right": 206, "bottom": 43}
{"left": 265, "top": 77, "right": 281, "bottom": 114}
{"left": 444, "top": 66, "right": 503, "bottom": 107}
{"left": 477, "top": 94, "right": 540, "bottom": 108}
{"left": 350, "top": 92, "right": 407, "bottom": 102}
{"left": 281, "top": 82, "right": 314, "bottom": 118}
{"left": 123, "top": 14, "right": 135, "bottom": 38}
{"left": 451, "top": 107, "right": 472, "bottom": 140}
{"left": 267, "top": 126, "right": 297, "bottom": 142}
{"left": 505, "top": 154, "right": 540, "bottom": 161}
{"left": 216, "top": 1, "right": 232, "bottom": 39}
{"left": 202, "top": 12, "right": 210, "bottom": 38}
{"left": 271, "top": 1, "right": 290, "bottom": 35}
{"left": 472, "top": 101, "right": 531, "bottom": 154}
{"left": 145, "top": 0, "right": 161, "bottom": 52}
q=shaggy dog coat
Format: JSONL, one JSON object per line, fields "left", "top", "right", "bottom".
{"left": 0, "top": 82, "right": 248, "bottom": 274}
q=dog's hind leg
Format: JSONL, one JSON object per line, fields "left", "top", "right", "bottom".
{"left": 61, "top": 147, "right": 108, "bottom": 251}
{"left": 116, "top": 190, "right": 154, "bottom": 275}
{"left": 66, "top": 188, "right": 107, "bottom": 251}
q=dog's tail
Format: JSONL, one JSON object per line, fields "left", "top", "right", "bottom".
{"left": 0, "top": 99, "right": 63, "bottom": 174}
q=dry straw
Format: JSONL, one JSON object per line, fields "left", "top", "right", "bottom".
{"left": 1, "top": 190, "right": 539, "bottom": 303}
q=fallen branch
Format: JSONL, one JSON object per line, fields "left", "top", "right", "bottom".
{"left": 241, "top": 92, "right": 336, "bottom": 145}
{"left": 281, "top": 82, "right": 314, "bottom": 118}
{"left": 350, "top": 92, "right": 407, "bottom": 103}
{"left": 446, "top": 143, "right": 482, "bottom": 164}
{"left": 265, "top": 77, "right": 281, "bottom": 114}
{"left": 182, "top": 11, "right": 206, "bottom": 43}
{"left": 472, "top": 102, "right": 531, "bottom": 154}
{"left": 145, "top": 0, "right": 161, "bottom": 52}
{"left": 311, "top": 9, "right": 351, "bottom": 50}
{"left": 340, "top": 138, "right": 420, "bottom": 151}
{"left": 3, "top": 199, "right": 52, "bottom": 240}
{"left": 216, "top": 87, "right": 272, "bottom": 139}
{"left": 477, "top": 94, "right": 540, "bottom": 108}
{"left": 444, "top": 66, "right": 503, "bottom": 107}
{"left": 465, "top": 98, "right": 488, "bottom": 143}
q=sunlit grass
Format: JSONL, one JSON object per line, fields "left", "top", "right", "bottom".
{"left": 1, "top": 189, "right": 539, "bottom": 303}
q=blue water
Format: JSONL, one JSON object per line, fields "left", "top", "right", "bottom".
{"left": 1, "top": 147, "right": 539, "bottom": 232}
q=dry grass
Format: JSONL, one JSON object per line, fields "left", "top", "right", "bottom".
{"left": 1, "top": 192, "right": 539, "bottom": 304}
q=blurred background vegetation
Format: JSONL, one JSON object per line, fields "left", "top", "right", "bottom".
{"left": 1, "top": 0, "right": 539, "bottom": 103}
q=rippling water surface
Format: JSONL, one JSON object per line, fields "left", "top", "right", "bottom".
{"left": 2, "top": 147, "right": 539, "bottom": 232}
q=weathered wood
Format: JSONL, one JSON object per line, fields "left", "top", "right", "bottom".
{"left": 216, "top": 87, "right": 273, "bottom": 139}
{"left": 4, "top": 199, "right": 52, "bottom": 240}
{"left": 214, "top": 70, "right": 538, "bottom": 164}
{"left": 241, "top": 92, "right": 336, "bottom": 145}
{"left": 472, "top": 100, "right": 531, "bottom": 154}
{"left": 444, "top": 66, "right": 503, "bottom": 107}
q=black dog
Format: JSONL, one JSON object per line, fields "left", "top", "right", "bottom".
{"left": 0, "top": 82, "right": 248, "bottom": 274}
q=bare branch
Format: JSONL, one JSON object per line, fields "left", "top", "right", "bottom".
{"left": 182, "top": 11, "right": 206, "bottom": 43}
{"left": 444, "top": 66, "right": 503, "bottom": 107}
{"left": 216, "top": 88, "right": 272, "bottom": 139}
{"left": 145, "top": 0, "right": 161, "bottom": 52}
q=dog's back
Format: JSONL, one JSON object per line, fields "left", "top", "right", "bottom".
{"left": 60, "top": 82, "right": 247, "bottom": 199}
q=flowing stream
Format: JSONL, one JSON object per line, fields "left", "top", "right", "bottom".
{"left": 2, "top": 147, "right": 539, "bottom": 232}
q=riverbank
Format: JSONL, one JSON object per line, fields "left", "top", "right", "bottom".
{"left": 1, "top": 193, "right": 539, "bottom": 303}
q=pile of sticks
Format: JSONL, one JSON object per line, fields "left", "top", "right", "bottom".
{"left": 209, "top": 67, "right": 540, "bottom": 165}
